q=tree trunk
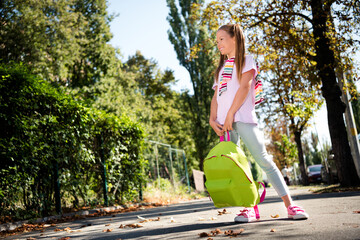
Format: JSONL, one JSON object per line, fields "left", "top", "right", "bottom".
{"left": 310, "top": 0, "right": 360, "bottom": 186}
{"left": 294, "top": 131, "right": 308, "bottom": 185}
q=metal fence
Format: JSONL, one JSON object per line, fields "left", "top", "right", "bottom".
{"left": 144, "top": 140, "right": 191, "bottom": 192}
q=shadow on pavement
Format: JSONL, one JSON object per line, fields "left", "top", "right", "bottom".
{"left": 261, "top": 189, "right": 360, "bottom": 205}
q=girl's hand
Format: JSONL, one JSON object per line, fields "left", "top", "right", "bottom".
{"left": 223, "top": 113, "right": 234, "bottom": 132}
{"left": 209, "top": 119, "right": 224, "bottom": 136}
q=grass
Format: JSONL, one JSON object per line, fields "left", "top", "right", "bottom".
{"left": 287, "top": 183, "right": 360, "bottom": 194}
{"left": 143, "top": 178, "right": 207, "bottom": 205}
{"left": 310, "top": 184, "right": 360, "bottom": 194}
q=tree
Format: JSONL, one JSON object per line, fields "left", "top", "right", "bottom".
{"left": 304, "top": 132, "right": 323, "bottom": 166}
{"left": 167, "top": 0, "right": 218, "bottom": 170}
{"left": 201, "top": 0, "right": 360, "bottom": 186}
{"left": 0, "top": 0, "right": 117, "bottom": 87}
{"left": 255, "top": 38, "right": 323, "bottom": 185}
{"left": 274, "top": 134, "right": 298, "bottom": 168}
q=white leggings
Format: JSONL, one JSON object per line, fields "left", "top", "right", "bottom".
{"left": 228, "top": 121, "right": 290, "bottom": 197}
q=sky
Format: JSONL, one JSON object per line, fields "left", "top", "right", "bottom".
{"left": 107, "top": 0, "right": 332, "bottom": 146}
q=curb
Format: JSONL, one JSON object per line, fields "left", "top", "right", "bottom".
{"left": 0, "top": 203, "right": 153, "bottom": 232}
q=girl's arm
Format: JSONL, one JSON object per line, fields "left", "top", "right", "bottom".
{"left": 222, "top": 69, "right": 255, "bottom": 132}
{"left": 209, "top": 86, "right": 224, "bottom": 136}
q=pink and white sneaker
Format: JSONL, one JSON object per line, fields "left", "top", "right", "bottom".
{"left": 234, "top": 208, "right": 258, "bottom": 223}
{"left": 287, "top": 205, "right": 309, "bottom": 220}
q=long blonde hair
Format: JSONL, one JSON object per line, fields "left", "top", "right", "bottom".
{"left": 215, "top": 24, "right": 246, "bottom": 83}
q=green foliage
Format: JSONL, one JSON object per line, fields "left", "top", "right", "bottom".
{"left": 0, "top": 63, "right": 145, "bottom": 221}
{"left": 87, "top": 51, "right": 198, "bottom": 173}
{"left": 0, "top": 0, "right": 118, "bottom": 87}
{"left": 303, "top": 132, "right": 328, "bottom": 166}
{"left": 274, "top": 134, "right": 298, "bottom": 167}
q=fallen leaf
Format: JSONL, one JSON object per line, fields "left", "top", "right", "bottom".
{"left": 218, "top": 209, "right": 229, "bottom": 215}
{"left": 124, "top": 223, "right": 142, "bottom": 228}
{"left": 271, "top": 214, "right": 279, "bottom": 218}
{"left": 54, "top": 228, "right": 62, "bottom": 232}
{"left": 26, "top": 238, "right": 36, "bottom": 240}
{"left": 58, "top": 237, "right": 71, "bottom": 240}
{"left": 105, "top": 224, "right": 111, "bottom": 226}
{"left": 103, "top": 228, "right": 113, "bottom": 232}
{"left": 224, "top": 229, "right": 244, "bottom": 236}
{"left": 198, "top": 217, "right": 205, "bottom": 221}
{"left": 209, "top": 217, "right": 217, "bottom": 220}
{"left": 210, "top": 228, "right": 223, "bottom": 235}
{"left": 353, "top": 210, "right": 360, "bottom": 214}
{"left": 170, "top": 217, "right": 176, "bottom": 223}
{"left": 199, "top": 232, "right": 210, "bottom": 237}
{"left": 119, "top": 224, "right": 124, "bottom": 228}
{"left": 270, "top": 229, "right": 276, "bottom": 232}
{"left": 207, "top": 238, "right": 213, "bottom": 240}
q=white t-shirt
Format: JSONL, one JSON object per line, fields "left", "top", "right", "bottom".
{"left": 212, "top": 55, "right": 258, "bottom": 125}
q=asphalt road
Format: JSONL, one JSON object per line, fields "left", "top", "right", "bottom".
{"left": 3, "top": 187, "right": 360, "bottom": 240}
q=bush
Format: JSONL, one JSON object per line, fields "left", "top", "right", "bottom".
{"left": 0, "top": 63, "right": 145, "bottom": 222}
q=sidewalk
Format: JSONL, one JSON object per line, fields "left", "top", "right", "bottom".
{"left": 2, "top": 186, "right": 360, "bottom": 239}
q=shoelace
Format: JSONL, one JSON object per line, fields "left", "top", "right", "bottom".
{"left": 237, "top": 208, "right": 253, "bottom": 216}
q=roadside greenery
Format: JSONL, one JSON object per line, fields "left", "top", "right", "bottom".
{"left": 0, "top": 64, "right": 145, "bottom": 221}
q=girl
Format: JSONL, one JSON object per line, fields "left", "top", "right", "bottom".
{"left": 209, "top": 23, "right": 309, "bottom": 222}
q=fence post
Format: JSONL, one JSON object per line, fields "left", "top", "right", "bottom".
{"left": 169, "top": 146, "right": 175, "bottom": 185}
{"left": 182, "top": 150, "right": 191, "bottom": 192}
{"left": 155, "top": 144, "right": 160, "bottom": 187}
{"left": 175, "top": 150, "right": 181, "bottom": 179}
{"left": 100, "top": 135, "right": 108, "bottom": 207}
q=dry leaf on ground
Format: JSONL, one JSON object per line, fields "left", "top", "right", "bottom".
{"left": 224, "top": 228, "right": 244, "bottom": 236}
{"left": 218, "top": 209, "right": 229, "bottom": 215}
{"left": 270, "top": 228, "right": 276, "bottom": 232}
{"left": 139, "top": 217, "right": 160, "bottom": 223}
{"left": 271, "top": 214, "right": 279, "bottom": 218}
{"left": 103, "top": 228, "right": 113, "bottom": 232}
{"left": 199, "top": 232, "right": 211, "bottom": 237}
{"left": 210, "top": 228, "right": 223, "bottom": 235}
{"left": 119, "top": 223, "right": 143, "bottom": 228}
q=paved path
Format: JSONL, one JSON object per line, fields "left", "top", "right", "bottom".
{"left": 3, "top": 187, "right": 360, "bottom": 239}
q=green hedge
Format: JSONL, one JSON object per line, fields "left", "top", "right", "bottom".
{"left": 0, "top": 63, "right": 145, "bottom": 221}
